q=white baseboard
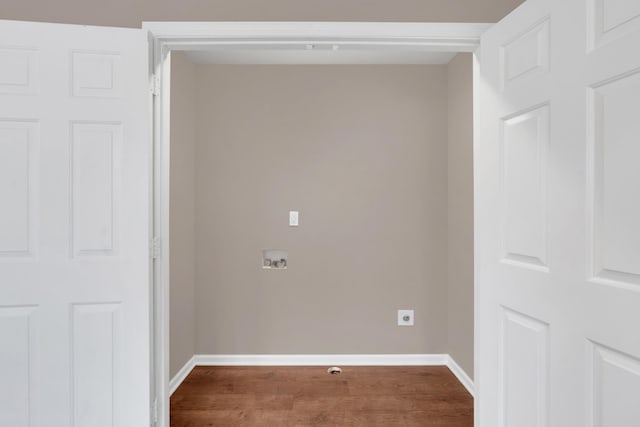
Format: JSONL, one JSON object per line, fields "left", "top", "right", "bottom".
{"left": 445, "top": 355, "right": 475, "bottom": 397}
{"left": 193, "top": 353, "right": 449, "bottom": 366}
{"left": 170, "top": 353, "right": 474, "bottom": 397}
{"left": 169, "top": 355, "right": 196, "bottom": 396}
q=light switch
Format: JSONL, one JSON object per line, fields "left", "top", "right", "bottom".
{"left": 289, "top": 211, "right": 299, "bottom": 226}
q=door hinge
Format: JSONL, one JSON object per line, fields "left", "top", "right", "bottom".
{"left": 151, "top": 396, "right": 159, "bottom": 425}
{"left": 150, "top": 74, "right": 160, "bottom": 96}
{"left": 151, "top": 236, "right": 161, "bottom": 259}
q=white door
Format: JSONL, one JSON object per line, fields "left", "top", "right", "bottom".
{"left": 0, "top": 21, "right": 150, "bottom": 426}
{"left": 476, "top": 0, "right": 640, "bottom": 425}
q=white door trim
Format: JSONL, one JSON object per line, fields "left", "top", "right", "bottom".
{"left": 144, "top": 21, "right": 489, "bottom": 427}
{"left": 143, "top": 21, "right": 490, "bottom": 52}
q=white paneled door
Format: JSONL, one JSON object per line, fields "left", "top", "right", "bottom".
{"left": 477, "top": 0, "right": 640, "bottom": 426}
{"left": 0, "top": 21, "right": 150, "bottom": 426}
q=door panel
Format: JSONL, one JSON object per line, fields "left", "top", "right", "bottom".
{"left": 477, "top": 0, "right": 640, "bottom": 425}
{"left": 501, "top": 104, "right": 549, "bottom": 270}
{"left": 588, "top": 0, "right": 640, "bottom": 49}
{"left": 588, "top": 341, "right": 640, "bottom": 426}
{"left": 72, "top": 303, "right": 123, "bottom": 427}
{"left": 500, "top": 308, "right": 549, "bottom": 427}
{"left": 0, "top": 306, "right": 38, "bottom": 426}
{"left": 0, "top": 20, "right": 150, "bottom": 426}
{"left": 70, "top": 122, "right": 122, "bottom": 256}
{"left": 588, "top": 71, "right": 640, "bottom": 286}
{"left": 0, "top": 119, "right": 38, "bottom": 256}
{"left": 500, "top": 18, "right": 549, "bottom": 91}
{"left": 0, "top": 47, "right": 39, "bottom": 95}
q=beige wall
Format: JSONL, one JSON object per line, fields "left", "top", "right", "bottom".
{"left": 2, "top": 0, "right": 525, "bottom": 28}
{"left": 193, "top": 65, "right": 449, "bottom": 354}
{"left": 446, "top": 53, "right": 475, "bottom": 378}
{"left": 169, "top": 57, "right": 476, "bottom": 375}
{"left": 169, "top": 52, "right": 197, "bottom": 377}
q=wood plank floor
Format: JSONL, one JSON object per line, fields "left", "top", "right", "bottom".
{"left": 171, "top": 366, "right": 473, "bottom": 426}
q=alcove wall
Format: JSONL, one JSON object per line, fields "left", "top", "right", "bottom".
{"left": 169, "top": 51, "right": 474, "bottom": 379}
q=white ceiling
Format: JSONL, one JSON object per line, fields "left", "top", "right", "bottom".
{"left": 183, "top": 47, "right": 457, "bottom": 65}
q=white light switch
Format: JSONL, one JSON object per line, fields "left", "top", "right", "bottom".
{"left": 289, "top": 211, "right": 299, "bottom": 226}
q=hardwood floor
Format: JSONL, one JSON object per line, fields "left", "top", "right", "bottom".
{"left": 171, "top": 366, "right": 473, "bottom": 426}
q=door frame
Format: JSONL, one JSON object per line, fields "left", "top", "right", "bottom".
{"left": 144, "top": 21, "right": 490, "bottom": 427}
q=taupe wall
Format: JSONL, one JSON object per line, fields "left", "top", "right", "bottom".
{"left": 446, "top": 54, "right": 475, "bottom": 378}
{"left": 2, "top": 0, "right": 524, "bottom": 28}
{"left": 170, "top": 57, "right": 476, "bottom": 377}
{"left": 169, "top": 52, "right": 197, "bottom": 377}
{"left": 193, "top": 65, "right": 449, "bottom": 354}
